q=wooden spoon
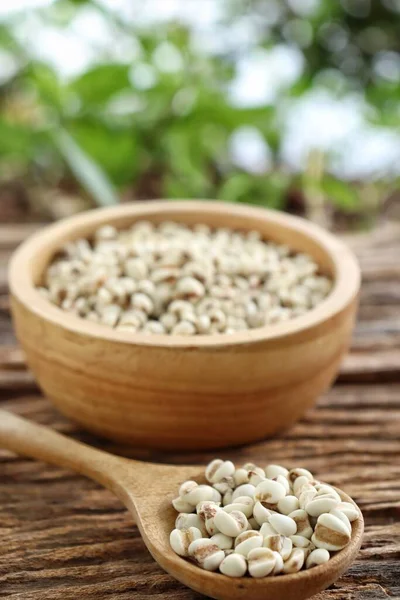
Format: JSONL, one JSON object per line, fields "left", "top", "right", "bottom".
{"left": 0, "top": 410, "right": 363, "bottom": 600}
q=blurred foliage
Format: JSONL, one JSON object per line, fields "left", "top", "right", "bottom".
{"left": 0, "top": 0, "right": 399, "bottom": 225}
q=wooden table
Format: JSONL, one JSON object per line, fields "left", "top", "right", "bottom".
{"left": 0, "top": 220, "right": 399, "bottom": 600}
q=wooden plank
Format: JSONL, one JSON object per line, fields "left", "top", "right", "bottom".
{"left": 0, "top": 224, "right": 43, "bottom": 250}
{"left": 0, "top": 219, "right": 399, "bottom": 599}
{"left": 0, "top": 381, "right": 399, "bottom": 599}
{"left": 339, "top": 351, "right": 400, "bottom": 383}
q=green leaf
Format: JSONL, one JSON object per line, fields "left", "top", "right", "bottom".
{"left": 26, "top": 63, "right": 66, "bottom": 112}
{"left": 52, "top": 128, "right": 119, "bottom": 206}
{"left": 218, "top": 172, "right": 288, "bottom": 209}
{"left": 321, "top": 176, "right": 360, "bottom": 211}
{"left": 70, "top": 64, "right": 131, "bottom": 106}
{"left": 0, "top": 119, "right": 34, "bottom": 161}
{"left": 68, "top": 119, "right": 137, "bottom": 185}
{"left": 163, "top": 127, "right": 212, "bottom": 196}
{"left": 218, "top": 173, "right": 253, "bottom": 203}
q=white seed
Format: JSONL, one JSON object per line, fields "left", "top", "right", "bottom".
{"left": 315, "top": 484, "right": 341, "bottom": 502}
{"left": 125, "top": 257, "right": 148, "bottom": 280}
{"left": 205, "top": 459, "right": 224, "bottom": 482}
{"left": 289, "top": 509, "right": 314, "bottom": 539}
{"left": 312, "top": 513, "right": 351, "bottom": 551}
{"left": 222, "top": 490, "right": 234, "bottom": 506}
{"left": 188, "top": 538, "right": 225, "bottom": 571}
{"left": 159, "top": 312, "right": 178, "bottom": 331}
{"left": 176, "top": 276, "right": 205, "bottom": 298}
{"left": 186, "top": 485, "right": 216, "bottom": 506}
{"left": 243, "top": 462, "right": 258, "bottom": 471}
{"left": 142, "top": 320, "right": 165, "bottom": 334}
{"left": 254, "top": 480, "right": 286, "bottom": 504}
{"left": 272, "top": 551, "right": 284, "bottom": 574}
{"left": 210, "top": 533, "right": 234, "bottom": 550}
{"left": 208, "top": 308, "right": 227, "bottom": 331}
{"left": 100, "top": 304, "right": 121, "bottom": 327}
{"left": 298, "top": 485, "right": 318, "bottom": 509}
{"left": 275, "top": 474, "right": 291, "bottom": 494}
{"left": 293, "top": 475, "right": 314, "bottom": 496}
{"left": 196, "top": 500, "right": 220, "bottom": 521}
{"left": 277, "top": 495, "right": 299, "bottom": 515}
{"left": 175, "top": 513, "right": 207, "bottom": 536}
{"left": 213, "top": 478, "right": 235, "bottom": 495}
{"left": 170, "top": 527, "right": 202, "bottom": 557}
{"left": 119, "top": 309, "right": 146, "bottom": 327}
{"left": 248, "top": 547, "right": 276, "bottom": 578}
{"left": 213, "top": 510, "right": 248, "bottom": 537}
{"left": 289, "top": 468, "right": 314, "bottom": 484}
{"left": 265, "top": 464, "right": 289, "bottom": 480}
{"left": 330, "top": 508, "right": 352, "bottom": 535}
{"left": 205, "top": 516, "right": 220, "bottom": 536}
{"left": 131, "top": 292, "right": 153, "bottom": 315}
{"left": 232, "top": 484, "right": 256, "bottom": 502}
{"left": 219, "top": 553, "right": 247, "bottom": 577}
{"left": 168, "top": 299, "right": 194, "bottom": 316}
{"left": 205, "top": 459, "right": 235, "bottom": 483}
{"left": 335, "top": 501, "right": 360, "bottom": 522}
{"left": 263, "top": 534, "right": 284, "bottom": 552}
{"left": 179, "top": 480, "right": 198, "bottom": 499}
{"left": 306, "top": 496, "right": 339, "bottom": 517}
{"left": 248, "top": 517, "right": 260, "bottom": 531}
{"left": 172, "top": 496, "right": 194, "bottom": 513}
{"left": 212, "top": 487, "right": 223, "bottom": 504}
{"left": 280, "top": 536, "right": 293, "bottom": 560}
{"left": 224, "top": 497, "right": 254, "bottom": 518}
{"left": 253, "top": 501, "right": 273, "bottom": 526}
{"left": 248, "top": 467, "right": 266, "bottom": 486}
{"left": 234, "top": 468, "right": 250, "bottom": 486}
{"left": 234, "top": 530, "right": 263, "bottom": 557}
{"left": 137, "top": 278, "right": 155, "bottom": 297}
{"left": 290, "top": 535, "right": 314, "bottom": 549}
{"left": 268, "top": 514, "right": 297, "bottom": 537}
{"left": 171, "top": 320, "right": 196, "bottom": 335}
{"left": 197, "top": 314, "right": 211, "bottom": 333}
{"left": 260, "top": 522, "right": 278, "bottom": 537}
{"left": 173, "top": 509, "right": 199, "bottom": 529}
{"left": 96, "top": 286, "right": 113, "bottom": 307}
{"left": 306, "top": 548, "right": 330, "bottom": 569}
{"left": 282, "top": 548, "right": 305, "bottom": 573}
{"left": 151, "top": 267, "right": 180, "bottom": 284}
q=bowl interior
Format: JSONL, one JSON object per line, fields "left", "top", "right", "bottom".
{"left": 10, "top": 201, "right": 360, "bottom": 348}
{"left": 31, "top": 203, "right": 336, "bottom": 286}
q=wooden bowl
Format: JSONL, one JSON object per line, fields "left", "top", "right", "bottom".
{"left": 9, "top": 201, "right": 360, "bottom": 450}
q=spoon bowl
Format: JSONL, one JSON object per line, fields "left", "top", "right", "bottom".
{"left": 0, "top": 410, "right": 363, "bottom": 600}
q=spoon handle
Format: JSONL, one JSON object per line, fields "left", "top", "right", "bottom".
{"left": 0, "top": 409, "right": 131, "bottom": 492}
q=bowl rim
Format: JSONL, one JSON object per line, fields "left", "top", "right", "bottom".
{"left": 9, "top": 200, "right": 361, "bottom": 349}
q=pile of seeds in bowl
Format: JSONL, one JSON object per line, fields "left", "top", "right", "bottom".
{"left": 39, "top": 221, "right": 332, "bottom": 335}
{"left": 170, "top": 460, "right": 360, "bottom": 577}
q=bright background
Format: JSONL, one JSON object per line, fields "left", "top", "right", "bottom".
{"left": 1, "top": 0, "right": 399, "bottom": 228}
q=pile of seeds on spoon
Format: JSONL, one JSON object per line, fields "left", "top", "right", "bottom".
{"left": 170, "top": 461, "right": 360, "bottom": 577}
{"left": 39, "top": 221, "right": 332, "bottom": 335}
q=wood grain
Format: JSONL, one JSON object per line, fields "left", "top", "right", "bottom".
{"left": 0, "top": 410, "right": 364, "bottom": 600}
{"left": 0, "top": 218, "right": 399, "bottom": 599}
